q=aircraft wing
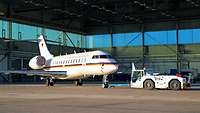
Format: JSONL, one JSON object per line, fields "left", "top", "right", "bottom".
{"left": 0, "top": 70, "right": 67, "bottom": 76}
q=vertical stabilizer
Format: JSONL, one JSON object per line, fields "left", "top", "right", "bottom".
{"left": 38, "top": 35, "right": 53, "bottom": 60}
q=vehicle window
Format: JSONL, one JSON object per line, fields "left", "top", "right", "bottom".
{"left": 132, "top": 71, "right": 142, "bottom": 82}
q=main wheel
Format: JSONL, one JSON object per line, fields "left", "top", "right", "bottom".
{"left": 169, "top": 80, "right": 181, "bottom": 90}
{"left": 75, "top": 79, "right": 83, "bottom": 86}
{"left": 144, "top": 80, "right": 155, "bottom": 90}
{"left": 45, "top": 77, "right": 54, "bottom": 86}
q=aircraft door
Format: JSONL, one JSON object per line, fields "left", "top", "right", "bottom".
{"left": 101, "top": 64, "right": 104, "bottom": 73}
{"left": 131, "top": 71, "right": 143, "bottom": 83}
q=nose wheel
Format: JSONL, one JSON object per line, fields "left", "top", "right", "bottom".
{"left": 102, "top": 75, "right": 109, "bottom": 88}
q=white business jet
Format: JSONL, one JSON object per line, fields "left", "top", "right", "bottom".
{"left": 28, "top": 35, "right": 118, "bottom": 86}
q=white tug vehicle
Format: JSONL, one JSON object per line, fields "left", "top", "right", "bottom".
{"left": 130, "top": 63, "right": 191, "bottom": 90}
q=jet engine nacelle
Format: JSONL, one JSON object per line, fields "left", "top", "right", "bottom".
{"left": 29, "top": 56, "right": 46, "bottom": 69}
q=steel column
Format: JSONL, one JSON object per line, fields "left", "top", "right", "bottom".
{"left": 142, "top": 24, "right": 145, "bottom": 68}
{"left": 176, "top": 23, "right": 180, "bottom": 73}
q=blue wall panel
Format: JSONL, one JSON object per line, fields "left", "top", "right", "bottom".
{"left": 112, "top": 33, "right": 142, "bottom": 47}
{"left": 145, "top": 30, "right": 176, "bottom": 45}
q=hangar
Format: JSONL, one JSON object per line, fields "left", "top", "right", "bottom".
{"left": 0, "top": 0, "right": 200, "bottom": 83}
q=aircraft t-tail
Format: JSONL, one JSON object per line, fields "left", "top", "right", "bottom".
{"left": 27, "top": 35, "right": 118, "bottom": 86}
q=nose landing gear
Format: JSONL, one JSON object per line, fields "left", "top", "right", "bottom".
{"left": 102, "top": 75, "right": 109, "bottom": 88}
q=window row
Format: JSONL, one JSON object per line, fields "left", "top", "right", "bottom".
{"left": 52, "top": 58, "right": 87, "bottom": 65}
{"left": 1, "top": 20, "right": 200, "bottom": 48}
{"left": 86, "top": 29, "right": 200, "bottom": 48}
{"left": 0, "top": 20, "right": 84, "bottom": 47}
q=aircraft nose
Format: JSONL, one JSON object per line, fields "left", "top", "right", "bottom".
{"left": 102, "top": 64, "right": 118, "bottom": 74}
{"left": 113, "top": 64, "right": 119, "bottom": 72}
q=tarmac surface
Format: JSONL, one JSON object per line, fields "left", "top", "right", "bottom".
{"left": 0, "top": 84, "right": 200, "bottom": 113}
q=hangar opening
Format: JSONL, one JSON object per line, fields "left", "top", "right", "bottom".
{"left": 0, "top": 0, "right": 200, "bottom": 83}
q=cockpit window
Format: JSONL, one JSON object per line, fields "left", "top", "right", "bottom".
{"left": 107, "top": 55, "right": 113, "bottom": 58}
{"left": 100, "top": 55, "right": 107, "bottom": 58}
{"left": 92, "top": 55, "right": 100, "bottom": 59}
{"left": 92, "top": 55, "right": 113, "bottom": 59}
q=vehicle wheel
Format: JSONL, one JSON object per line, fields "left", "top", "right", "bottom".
{"left": 169, "top": 80, "right": 181, "bottom": 90}
{"left": 50, "top": 82, "right": 54, "bottom": 86}
{"left": 144, "top": 80, "right": 155, "bottom": 90}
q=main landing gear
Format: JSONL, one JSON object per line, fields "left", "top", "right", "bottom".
{"left": 46, "top": 77, "right": 54, "bottom": 86}
{"left": 75, "top": 79, "right": 83, "bottom": 86}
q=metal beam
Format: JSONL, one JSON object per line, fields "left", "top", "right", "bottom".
{"left": 14, "top": 8, "right": 43, "bottom": 13}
